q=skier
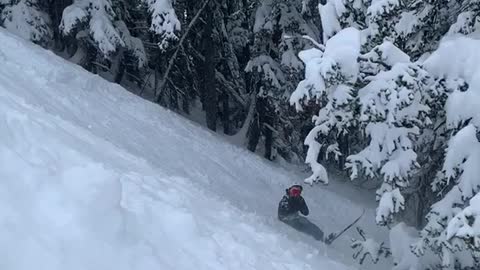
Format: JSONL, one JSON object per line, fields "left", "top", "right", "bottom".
{"left": 278, "top": 184, "right": 325, "bottom": 241}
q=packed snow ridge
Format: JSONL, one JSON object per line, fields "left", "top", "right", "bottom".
{"left": 0, "top": 28, "right": 365, "bottom": 269}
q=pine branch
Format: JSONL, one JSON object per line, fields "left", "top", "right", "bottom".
{"left": 284, "top": 34, "right": 325, "bottom": 51}
{"left": 358, "top": 55, "right": 392, "bottom": 69}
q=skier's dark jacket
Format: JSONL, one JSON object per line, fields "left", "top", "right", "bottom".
{"left": 277, "top": 189, "right": 309, "bottom": 220}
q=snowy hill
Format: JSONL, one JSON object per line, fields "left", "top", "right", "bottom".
{"left": 0, "top": 28, "right": 386, "bottom": 269}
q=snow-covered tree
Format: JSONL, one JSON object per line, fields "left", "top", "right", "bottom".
{"left": 446, "top": 0, "right": 480, "bottom": 37}
{"left": 413, "top": 124, "right": 480, "bottom": 269}
{"left": 349, "top": 62, "right": 434, "bottom": 225}
{"left": 447, "top": 188, "right": 480, "bottom": 252}
{"left": 291, "top": 27, "right": 362, "bottom": 184}
{"left": 0, "top": 0, "right": 52, "bottom": 47}
{"left": 413, "top": 34, "right": 480, "bottom": 269}
{"left": 293, "top": 0, "right": 470, "bottom": 232}
{"left": 60, "top": 0, "right": 147, "bottom": 77}
{"left": 246, "top": 0, "right": 320, "bottom": 161}
{"left": 113, "top": 20, "right": 147, "bottom": 79}
{"left": 318, "top": 1, "right": 480, "bottom": 268}
{"left": 294, "top": 29, "right": 438, "bottom": 225}
{"left": 142, "top": 0, "right": 180, "bottom": 51}
{"left": 60, "top": 0, "right": 125, "bottom": 56}
{"left": 420, "top": 17, "right": 477, "bottom": 269}
{"left": 319, "top": 0, "right": 456, "bottom": 58}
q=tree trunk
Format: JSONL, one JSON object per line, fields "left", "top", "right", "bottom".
{"left": 203, "top": 3, "right": 217, "bottom": 131}
{"left": 169, "top": 84, "right": 179, "bottom": 110}
{"left": 247, "top": 113, "right": 261, "bottom": 152}
{"left": 338, "top": 133, "right": 349, "bottom": 169}
{"left": 416, "top": 177, "right": 427, "bottom": 228}
{"left": 247, "top": 95, "right": 267, "bottom": 154}
{"left": 49, "top": 0, "right": 72, "bottom": 51}
{"left": 221, "top": 91, "right": 230, "bottom": 135}
{"left": 264, "top": 123, "right": 273, "bottom": 160}
{"left": 152, "top": 61, "right": 159, "bottom": 99}
{"left": 262, "top": 101, "right": 274, "bottom": 161}
{"left": 113, "top": 48, "right": 126, "bottom": 84}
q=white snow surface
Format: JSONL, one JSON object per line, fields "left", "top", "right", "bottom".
{"left": 0, "top": 28, "right": 389, "bottom": 269}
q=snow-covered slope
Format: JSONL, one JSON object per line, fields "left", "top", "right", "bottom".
{"left": 0, "top": 28, "right": 384, "bottom": 269}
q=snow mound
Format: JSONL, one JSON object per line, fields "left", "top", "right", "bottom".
{"left": 0, "top": 28, "right": 356, "bottom": 270}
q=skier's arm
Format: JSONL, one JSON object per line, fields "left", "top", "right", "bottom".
{"left": 299, "top": 197, "right": 309, "bottom": 216}
{"left": 278, "top": 196, "right": 290, "bottom": 220}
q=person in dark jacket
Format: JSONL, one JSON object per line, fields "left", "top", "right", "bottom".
{"left": 278, "top": 184, "right": 324, "bottom": 241}
{"left": 278, "top": 184, "right": 309, "bottom": 219}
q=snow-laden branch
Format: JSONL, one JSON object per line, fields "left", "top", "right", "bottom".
{"left": 283, "top": 34, "right": 325, "bottom": 51}
{"left": 142, "top": 0, "right": 181, "bottom": 51}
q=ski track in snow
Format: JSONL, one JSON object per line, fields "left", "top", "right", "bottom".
{"left": 0, "top": 29, "right": 388, "bottom": 269}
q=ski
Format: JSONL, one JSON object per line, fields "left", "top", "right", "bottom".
{"left": 324, "top": 209, "right": 366, "bottom": 245}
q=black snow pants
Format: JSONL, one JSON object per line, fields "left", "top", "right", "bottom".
{"left": 280, "top": 215, "right": 324, "bottom": 241}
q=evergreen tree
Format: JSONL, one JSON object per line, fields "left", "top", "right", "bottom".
{"left": 246, "top": 0, "right": 319, "bottom": 161}
{"left": 295, "top": 1, "right": 480, "bottom": 268}
{"left": 291, "top": 23, "right": 438, "bottom": 225}
{"left": 60, "top": 0, "right": 125, "bottom": 58}
{"left": 0, "top": 0, "right": 52, "bottom": 47}
{"left": 412, "top": 14, "right": 480, "bottom": 266}
{"left": 349, "top": 62, "right": 434, "bottom": 225}
{"left": 291, "top": 27, "right": 362, "bottom": 184}
{"left": 60, "top": 0, "right": 148, "bottom": 80}
{"left": 447, "top": 0, "right": 480, "bottom": 37}
{"left": 319, "top": 0, "right": 455, "bottom": 58}
{"left": 142, "top": 0, "right": 180, "bottom": 51}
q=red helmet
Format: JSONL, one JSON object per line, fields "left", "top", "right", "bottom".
{"left": 288, "top": 185, "right": 303, "bottom": 197}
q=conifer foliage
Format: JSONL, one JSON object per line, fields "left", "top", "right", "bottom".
{"left": 0, "top": 0, "right": 52, "bottom": 46}
{"left": 291, "top": 0, "right": 480, "bottom": 268}
{"left": 60, "top": 0, "right": 123, "bottom": 56}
